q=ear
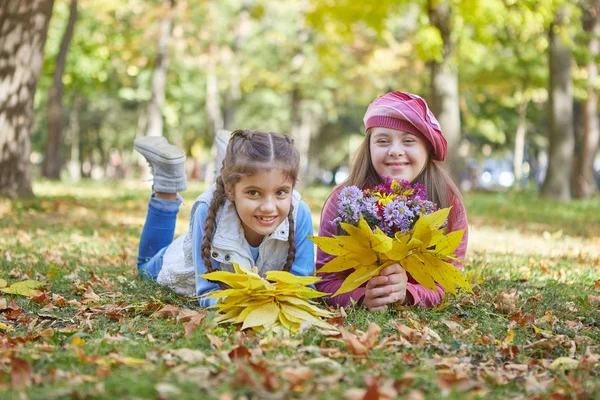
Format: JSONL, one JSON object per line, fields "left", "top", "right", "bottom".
{"left": 224, "top": 184, "right": 235, "bottom": 202}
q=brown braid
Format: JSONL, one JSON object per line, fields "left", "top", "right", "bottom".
{"left": 201, "top": 176, "right": 228, "bottom": 273}
{"left": 283, "top": 204, "right": 295, "bottom": 271}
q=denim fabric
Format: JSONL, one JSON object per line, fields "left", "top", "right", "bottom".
{"left": 137, "top": 194, "right": 182, "bottom": 280}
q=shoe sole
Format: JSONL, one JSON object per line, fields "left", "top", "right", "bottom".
{"left": 134, "top": 140, "right": 186, "bottom": 165}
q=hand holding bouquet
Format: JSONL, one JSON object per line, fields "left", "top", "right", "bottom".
{"left": 310, "top": 177, "right": 471, "bottom": 297}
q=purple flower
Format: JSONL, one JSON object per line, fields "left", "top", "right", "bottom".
{"left": 335, "top": 179, "right": 440, "bottom": 236}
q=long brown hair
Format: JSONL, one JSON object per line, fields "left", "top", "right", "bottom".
{"left": 339, "top": 128, "right": 462, "bottom": 210}
{"left": 201, "top": 130, "right": 300, "bottom": 272}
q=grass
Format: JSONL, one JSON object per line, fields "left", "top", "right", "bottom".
{"left": 1, "top": 179, "right": 600, "bottom": 399}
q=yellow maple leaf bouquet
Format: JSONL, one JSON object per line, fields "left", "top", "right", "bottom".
{"left": 201, "top": 263, "right": 335, "bottom": 334}
{"left": 309, "top": 178, "right": 472, "bottom": 297}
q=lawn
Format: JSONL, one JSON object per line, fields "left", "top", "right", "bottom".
{"left": 1, "top": 180, "right": 599, "bottom": 399}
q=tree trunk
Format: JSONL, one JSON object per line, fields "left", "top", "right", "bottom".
{"left": 541, "top": 9, "right": 574, "bottom": 202}
{"left": 513, "top": 100, "right": 528, "bottom": 190}
{"left": 572, "top": 0, "right": 600, "bottom": 198}
{"left": 43, "top": 0, "right": 77, "bottom": 180}
{"left": 427, "top": 0, "right": 462, "bottom": 184}
{"left": 0, "top": 0, "right": 54, "bottom": 198}
{"left": 66, "top": 97, "right": 81, "bottom": 181}
{"left": 145, "top": 0, "right": 175, "bottom": 138}
{"left": 289, "top": 87, "right": 313, "bottom": 188}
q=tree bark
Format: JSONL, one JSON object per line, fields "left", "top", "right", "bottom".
{"left": 427, "top": 0, "right": 462, "bottom": 184}
{"left": 289, "top": 86, "right": 313, "bottom": 188}
{"left": 541, "top": 9, "right": 574, "bottom": 202}
{"left": 145, "top": 0, "right": 175, "bottom": 138}
{"left": 43, "top": 0, "right": 78, "bottom": 179}
{"left": 0, "top": 0, "right": 54, "bottom": 198}
{"left": 513, "top": 100, "right": 528, "bottom": 190}
{"left": 572, "top": 0, "right": 600, "bottom": 198}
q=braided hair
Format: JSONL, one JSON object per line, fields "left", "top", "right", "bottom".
{"left": 201, "top": 130, "right": 300, "bottom": 273}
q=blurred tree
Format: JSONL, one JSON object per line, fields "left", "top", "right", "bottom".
{"left": 0, "top": 0, "right": 54, "bottom": 198}
{"left": 571, "top": 0, "right": 599, "bottom": 198}
{"left": 145, "top": 0, "right": 176, "bottom": 138}
{"left": 43, "top": 0, "right": 78, "bottom": 180}
{"left": 427, "top": 0, "right": 461, "bottom": 183}
{"left": 541, "top": 6, "right": 574, "bottom": 201}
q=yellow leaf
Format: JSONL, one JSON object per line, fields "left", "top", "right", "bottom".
{"left": 0, "top": 322, "right": 13, "bottom": 331}
{"left": 1, "top": 280, "right": 45, "bottom": 297}
{"left": 402, "top": 255, "right": 437, "bottom": 292}
{"left": 386, "top": 240, "right": 409, "bottom": 260}
{"left": 308, "top": 236, "right": 349, "bottom": 256}
{"left": 266, "top": 271, "right": 320, "bottom": 286}
{"left": 371, "top": 227, "right": 393, "bottom": 253}
{"left": 0, "top": 279, "right": 7, "bottom": 288}
{"left": 317, "top": 254, "right": 362, "bottom": 273}
{"left": 503, "top": 329, "right": 514, "bottom": 345}
{"left": 332, "top": 263, "right": 389, "bottom": 297}
{"left": 69, "top": 336, "right": 86, "bottom": 347}
{"left": 241, "top": 301, "right": 279, "bottom": 330}
{"left": 429, "top": 229, "right": 465, "bottom": 256}
{"left": 414, "top": 207, "right": 451, "bottom": 234}
{"left": 549, "top": 357, "right": 579, "bottom": 371}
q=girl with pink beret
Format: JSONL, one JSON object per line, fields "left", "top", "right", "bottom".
{"left": 316, "top": 91, "right": 469, "bottom": 311}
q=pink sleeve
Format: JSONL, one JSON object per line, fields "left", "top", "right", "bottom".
{"left": 405, "top": 195, "right": 469, "bottom": 308}
{"left": 314, "top": 188, "right": 366, "bottom": 308}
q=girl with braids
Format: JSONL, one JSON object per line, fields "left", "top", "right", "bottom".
{"left": 134, "top": 130, "right": 314, "bottom": 307}
{"left": 316, "top": 91, "right": 469, "bottom": 311}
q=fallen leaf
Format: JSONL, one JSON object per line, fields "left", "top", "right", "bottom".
{"left": 0, "top": 322, "right": 13, "bottom": 331}
{"left": 206, "top": 334, "right": 223, "bottom": 349}
{"left": 10, "top": 357, "right": 33, "bottom": 389}
{"left": 1, "top": 280, "right": 45, "bottom": 297}
{"left": 280, "top": 366, "right": 314, "bottom": 385}
{"left": 0, "top": 279, "right": 7, "bottom": 288}
{"left": 81, "top": 286, "right": 100, "bottom": 304}
{"left": 155, "top": 304, "right": 181, "bottom": 318}
{"left": 549, "top": 357, "right": 579, "bottom": 371}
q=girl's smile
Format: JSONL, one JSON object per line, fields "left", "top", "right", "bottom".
{"left": 227, "top": 168, "right": 293, "bottom": 247}
{"left": 369, "top": 127, "right": 429, "bottom": 182}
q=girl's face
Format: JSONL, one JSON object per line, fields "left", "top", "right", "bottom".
{"left": 227, "top": 168, "right": 293, "bottom": 247}
{"left": 369, "top": 127, "right": 429, "bottom": 183}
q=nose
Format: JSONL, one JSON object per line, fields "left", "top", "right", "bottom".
{"left": 388, "top": 143, "right": 405, "bottom": 157}
{"left": 260, "top": 196, "right": 276, "bottom": 212}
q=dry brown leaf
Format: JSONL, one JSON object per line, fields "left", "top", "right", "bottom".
{"left": 205, "top": 334, "right": 223, "bottom": 348}
{"left": 588, "top": 295, "right": 600, "bottom": 306}
{"left": 281, "top": 366, "right": 314, "bottom": 385}
{"left": 10, "top": 357, "right": 33, "bottom": 389}
{"left": 441, "top": 319, "right": 463, "bottom": 334}
{"left": 155, "top": 304, "right": 180, "bottom": 318}
{"left": 361, "top": 322, "right": 382, "bottom": 349}
{"left": 169, "top": 348, "right": 206, "bottom": 363}
{"left": 81, "top": 286, "right": 100, "bottom": 304}
{"left": 338, "top": 326, "right": 370, "bottom": 357}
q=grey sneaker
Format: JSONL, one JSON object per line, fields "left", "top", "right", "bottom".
{"left": 134, "top": 136, "right": 187, "bottom": 193}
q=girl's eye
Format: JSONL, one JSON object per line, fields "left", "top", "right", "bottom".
{"left": 247, "top": 190, "right": 260, "bottom": 196}
{"left": 276, "top": 190, "right": 289, "bottom": 196}
{"left": 376, "top": 139, "right": 389, "bottom": 144}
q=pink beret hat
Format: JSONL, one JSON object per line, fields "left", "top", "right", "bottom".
{"left": 363, "top": 91, "right": 448, "bottom": 161}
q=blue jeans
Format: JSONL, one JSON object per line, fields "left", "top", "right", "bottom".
{"left": 137, "top": 195, "right": 182, "bottom": 280}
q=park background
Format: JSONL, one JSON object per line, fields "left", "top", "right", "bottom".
{"left": 1, "top": 0, "right": 600, "bottom": 398}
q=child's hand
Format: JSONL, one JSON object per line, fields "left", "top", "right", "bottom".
{"left": 363, "top": 264, "right": 408, "bottom": 312}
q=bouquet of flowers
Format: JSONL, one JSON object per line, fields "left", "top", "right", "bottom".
{"left": 310, "top": 177, "right": 471, "bottom": 297}
{"left": 333, "top": 178, "right": 438, "bottom": 236}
